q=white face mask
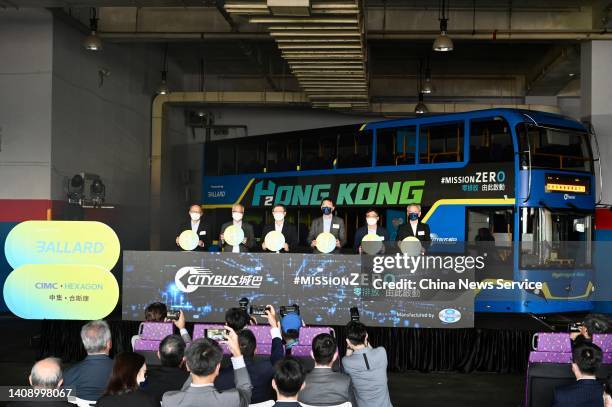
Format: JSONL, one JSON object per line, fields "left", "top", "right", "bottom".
{"left": 190, "top": 212, "right": 201, "bottom": 221}
{"left": 273, "top": 212, "right": 285, "bottom": 221}
{"left": 232, "top": 212, "right": 243, "bottom": 222}
{"left": 366, "top": 217, "right": 378, "bottom": 226}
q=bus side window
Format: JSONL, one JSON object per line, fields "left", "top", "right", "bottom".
{"left": 337, "top": 129, "right": 372, "bottom": 168}
{"left": 376, "top": 126, "right": 416, "bottom": 166}
{"left": 470, "top": 118, "right": 513, "bottom": 163}
{"left": 419, "top": 122, "right": 464, "bottom": 163}
{"left": 300, "top": 133, "right": 336, "bottom": 170}
{"left": 236, "top": 139, "right": 265, "bottom": 173}
{"left": 217, "top": 142, "right": 236, "bottom": 175}
{"left": 267, "top": 137, "right": 299, "bottom": 172}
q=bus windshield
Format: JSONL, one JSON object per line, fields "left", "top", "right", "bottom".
{"left": 520, "top": 207, "right": 592, "bottom": 268}
{"left": 518, "top": 125, "right": 592, "bottom": 172}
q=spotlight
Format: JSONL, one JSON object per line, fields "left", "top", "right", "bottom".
{"left": 90, "top": 178, "right": 105, "bottom": 206}
{"left": 433, "top": 0, "right": 453, "bottom": 52}
{"left": 157, "top": 71, "right": 169, "bottom": 95}
{"left": 415, "top": 93, "right": 428, "bottom": 115}
{"left": 83, "top": 8, "right": 102, "bottom": 51}
{"left": 67, "top": 174, "right": 85, "bottom": 204}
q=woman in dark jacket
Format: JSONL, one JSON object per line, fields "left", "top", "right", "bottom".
{"left": 96, "top": 352, "right": 157, "bottom": 407}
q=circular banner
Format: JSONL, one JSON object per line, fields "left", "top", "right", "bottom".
{"left": 264, "top": 230, "right": 285, "bottom": 252}
{"left": 224, "top": 224, "right": 245, "bottom": 247}
{"left": 399, "top": 236, "right": 422, "bottom": 256}
{"left": 315, "top": 232, "right": 336, "bottom": 254}
{"left": 361, "top": 233, "right": 383, "bottom": 255}
{"left": 178, "top": 230, "right": 199, "bottom": 251}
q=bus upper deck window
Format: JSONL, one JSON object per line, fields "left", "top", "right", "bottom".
{"left": 337, "top": 129, "right": 372, "bottom": 168}
{"left": 376, "top": 126, "right": 416, "bottom": 166}
{"left": 470, "top": 118, "right": 513, "bottom": 163}
{"left": 419, "top": 122, "right": 464, "bottom": 163}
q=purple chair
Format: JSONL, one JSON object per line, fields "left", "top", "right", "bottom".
{"left": 133, "top": 322, "right": 173, "bottom": 351}
{"left": 248, "top": 325, "right": 273, "bottom": 356}
{"left": 290, "top": 327, "right": 335, "bottom": 358}
{"left": 192, "top": 323, "right": 231, "bottom": 355}
{"left": 593, "top": 333, "right": 612, "bottom": 363}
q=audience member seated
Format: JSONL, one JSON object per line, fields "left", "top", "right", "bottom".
{"left": 162, "top": 327, "right": 252, "bottom": 407}
{"left": 131, "top": 302, "right": 191, "bottom": 348}
{"left": 96, "top": 352, "right": 157, "bottom": 407}
{"left": 63, "top": 320, "right": 114, "bottom": 402}
{"left": 571, "top": 314, "right": 610, "bottom": 347}
{"left": 225, "top": 307, "right": 252, "bottom": 333}
{"left": 298, "top": 333, "right": 353, "bottom": 406}
{"left": 141, "top": 334, "right": 189, "bottom": 403}
{"left": 342, "top": 321, "right": 392, "bottom": 407}
{"left": 552, "top": 342, "right": 604, "bottom": 407}
{"left": 215, "top": 305, "right": 284, "bottom": 403}
{"left": 280, "top": 309, "right": 303, "bottom": 353}
{"left": 271, "top": 357, "right": 306, "bottom": 407}
{"left": 604, "top": 375, "right": 612, "bottom": 407}
{"left": 7, "top": 357, "right": 71, "bottom": 407}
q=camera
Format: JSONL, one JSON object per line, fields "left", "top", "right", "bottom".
{"left": 350, "top": 307, "right": 360, "bottom": 322}
{"left": 166, "top": 310, "right": 181, "bottom": 321}
{"left": 280, "top": 305, "right": 300, "bottom": 317}
{"left": 239, "top": 297, "right": 249, "bottom": 311}
{"left": 206, "top": 328, "right": 228, "bottom": 341}
{"left": 250, "top": 305, "right": 271, "bottom": 316}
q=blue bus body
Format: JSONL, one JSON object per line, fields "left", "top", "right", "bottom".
{"left": 201, "top": 108, "right": 596, "bottom": 314}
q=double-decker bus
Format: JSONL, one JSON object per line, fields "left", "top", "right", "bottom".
{"left": 201, "top": 108, "right": 597, "bottom": 314}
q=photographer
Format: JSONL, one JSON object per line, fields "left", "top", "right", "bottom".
{"left": 215, "top": 305, "right": 284, "bottom": 403}
{"left": 131, "top": 302, "right": 191, "bottom": 349}
{"left": 571, "top": 313, "right": 610, "bottom": 346}
{"left": 279, "top": 306, "right": 304, "bottom": 353}
{"left": 342, "top": 320, "right": 392, "bottom": 407}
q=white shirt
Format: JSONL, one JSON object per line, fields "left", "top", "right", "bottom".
{"left": 410, "top": 220, "right": 418, "bottom": 236}
{"left": 275, "top": 221, "right": 284, "bottom": 232}
{"left": 191, "top": 220, "right": 200, "bottom": 234}
{"left": 323, "top": 215, "right": 332, "bottom": 233}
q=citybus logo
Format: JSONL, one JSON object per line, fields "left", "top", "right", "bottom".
{"left": 251, "top": 180, "right": 425, "bottom": 207}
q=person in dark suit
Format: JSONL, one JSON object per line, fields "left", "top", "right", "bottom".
{"left": 298, "top": 333, "right": 353, "bottom": 406}
{"left": 220, "top": 204, "right": 256, "bottom": 253}
{"left": 604, "top": 375, "right": 612, "bottom": 407}
{"left": 175, "top": 204, "right": 211, "bottom": 251}
{"left": 270, "top": 357, "right": 305, "bottom": 407}
{"left": 215, "top": 306, "right": 284, "bottom": 403}
{"left": 552, "top": 342, "right": 604, "bottom": 407}
{"left": 162, "top": 328, "right": 252, "bottom": 407}
{"left": 307, "top": 198, "right": 346, "bottom": 253}
{"left": 96, "top": 352, "right": 157, "bottom": 407}
{"left": 7, "top": 358, "right": 71, "bottom": 407}
{"left": 63, "top": 320, "right": 114, "bottom": 402}
{"left": 141, "top": 334, "right": 189, "bottom": 403}
{"left": 395, "top": 204, "right": 431, "bottom": 242}
{"left": 571, "top": 313, "right": 609, "bottom": 347}
{"left": 353, "top": 208, "right": 390, "bottom": 253}
{"left": 261, "top": 204, "right": 299, "bottom": 252}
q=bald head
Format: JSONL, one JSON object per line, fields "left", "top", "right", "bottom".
{"left": 29, "top": 358, "right": 63, "bottom": 388}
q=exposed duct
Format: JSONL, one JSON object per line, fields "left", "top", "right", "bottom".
{"left": 225, "top": 0, "right": 369, "bottom": 110}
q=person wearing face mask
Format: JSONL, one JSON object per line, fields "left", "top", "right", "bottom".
{"left": 176, "top": 204, "right": 211, "bottom": 251}
{"left": 219, "top": 204, "right": 256, "bottom": 253}
{"left": 307, "top": 198, "right": 346, "bottom": 253}
{"left": 261, "top": 204, "right": 299, "bottom": 252}
{"left": 353, "top": 208, "right": 390, "bottom": 254}
{"left": 395, "top": 204, "right": 431, "bottom": 245}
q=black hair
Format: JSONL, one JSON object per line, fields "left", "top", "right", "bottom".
{"left": 582, "top": 314, "right": 609, "bottom": 337}
{"left": 320, "top": 197, "right": 334, "bottom": 206}
{"left": 272, "top": 204, "right": 287, "bottom": 212}
{"left": 159, "top": 334, "right": 185, "bottom": 367}
{"left": 312, "top": 333, "right": 336, "bottom": 365}
{"left": 238, "top": 329, "right": 257, "bottom": 358}
{"left": 184, "top": 338, "right": 223, "bottom": 377}
{"left": 572, "top": 342, "right": 603, "bottom": 375}
{"left": 145, "top": 302, "right": 167, "bottom": 322}
{"left": 346, "top": 320, "right": 367, "bottom": 346}
{"left": 365, "top": 208, "right": 379, "bottom": 217}
{"left": 273, "top": 357, "right": 305, "bottom": 397}
{"left": 225, "top": 307, "right": 250, "bottom": 332}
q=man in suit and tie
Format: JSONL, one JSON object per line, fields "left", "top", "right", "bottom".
{"left": 552, "top": 342, "right": 604, "bottom": 407}
{"left": 395, "top": 204, "right": 431, "bottom": 252}
{"left": 220, "top": 204, "right": 256, "bottom": 253}
{"left": 298, "top": 333, "right": 353, "bottom": 406}
{"left": 261, "top": 204, "right": 299, "bottom": 252}
{"left": 270, "top": 357, "right": 306, "bottom": 407}
{"left": 307, "top": 198, "right": 346, "bottom": 253}
{"left": 342, "top": 321, "right": 392, "bottom": 407}
{"left": 162, "top": 326, "right": 252, "bottom": 407}
{"left": 176, "top": 204, "right": 211, "bottom": 251}
{"left": 215, "top": 306, "right": 284, "bottom": 403}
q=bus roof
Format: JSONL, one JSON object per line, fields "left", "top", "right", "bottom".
{"left": 361, "top": 108, "right": 587, "bottom": 132}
